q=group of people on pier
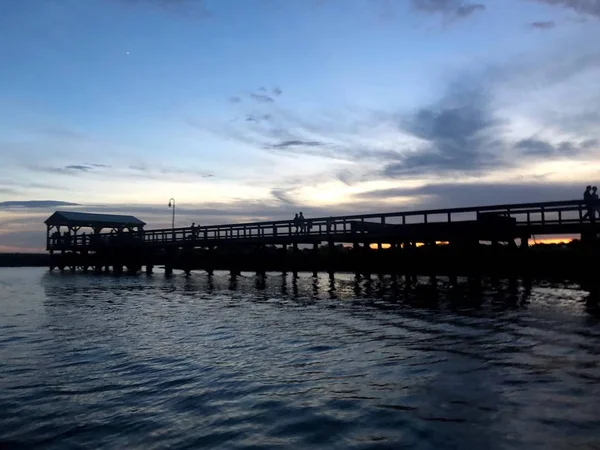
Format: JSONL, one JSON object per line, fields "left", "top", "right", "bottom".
{"left": 292, "top": 212, "right": 308, "bottom": 234}
{"left": 583, "top": 185, "right": 599, "bottom": 221}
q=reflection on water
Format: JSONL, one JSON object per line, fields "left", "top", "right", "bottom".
{"left": 1, "top": 268, "right": 600, "bottom": 449}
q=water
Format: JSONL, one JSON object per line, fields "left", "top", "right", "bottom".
{"left": 1, "top": 268, "right": 599, "bottom": 449}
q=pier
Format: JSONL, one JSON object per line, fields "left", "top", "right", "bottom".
{"left": 45, "top": 199, "right": 599, "bottom": 277}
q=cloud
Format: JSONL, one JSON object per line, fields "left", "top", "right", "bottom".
{"left": 357, "top": 181, "right": 583, "bottom": 209}
{"left": 382, "top": 84, "right": 503, "bottom": 178}
{"left": 24, "top": 161, "right": 212, "bottom": 182}
{"left": 128, "top": 165, "right": 213, "bottom": 178}
{"left": 411, "top": 0, "right": 486, "bottom": 20}
{"left": 245, "top": 113, "right": 272, "bottom": 123}
{"left": 34, "top": 163, "right": 110, "bottom": 174}
{"left": 530, "top": 20, "right": 556, "bottom": 29}
{"left": 0, "top": 200, "right": 80, "bottom": 209}
{"left": 64, "top": 165, "right": 93, "bottom": 172}
{"left": 514, "top": 137, "right": 595, "bottom": 156}
{"left": 270, "top": 188, "right": 296, "bottom": 204}
{"left": 249, "top": 93, "right": 275, "bottom": 103}
{"left": 530, "top": 0, "right": 600, "bottom": 19}
{"left": 203, "top": 37, "right": 599, "bottom": 189}
{"left": 236, "top": 87, "right": 281, "bottom": 104}
{"left": 269, "top": 140, "right": 323, "bottom": 149}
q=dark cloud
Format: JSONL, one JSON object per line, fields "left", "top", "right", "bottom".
{"left": 269, "top": 140, "right": 323, "bottom": 149}
{"left": 36, "top": 163, "right": 109, "bottom": 174}
{"left": 455, "top": 3, "right": 486, "bottom": 17}
{"left": 0, "top": 200, "right": 80, "bottom": 209}
{"left": 273, "top": 87, "right": 282, "bottom": 96}
{"left": 382, "top": 85, "right": 502, "bottom": 178}
{"left": 64, "top": 165, "right": 92, "bottom": 172}
{"left": 249, "top": 93, "right": 275, "bottom": 103}
{"left": 245, "top": 113, "right": 272, "bottom": 123}
{"left": 514, "top": 138, "right": 555, "bottom": 155}
{"left": 357, "top": 181, "right": 583, "bottom": 209}
{"left": 27, "top": 163, "right": 212, "bottom": 181}
{"left": 515, "top": 137, "right": 595, "bottom": 156}
{"left": 270, "top": 189, "right": 296, "bottom": 204}
{"left": 412, "top": 0, "right": 486, "bottom": 19}
{"left": 530, "top": 0, "right": 600, "bottom": 19}
{"left": 336, "top": 169, "right": 356, "bottom": 186}
{"left": 229, "top": 96, "right": 241, "bottom": 103}
{"left": 530, "top": 20, "right": 556, "bottom": 29}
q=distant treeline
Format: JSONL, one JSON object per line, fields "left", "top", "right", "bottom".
{"left": 0, "top": 253, "right": 50, "bottom": 267}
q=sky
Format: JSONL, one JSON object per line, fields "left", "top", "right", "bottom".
{"left": 0, "top": 0, "right": 599, "bottom": 251}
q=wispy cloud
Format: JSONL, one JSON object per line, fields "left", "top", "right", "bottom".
{"left": 128, "top": 164, "right": 214, "bottom": 179}
{"left": 64, "top": 165, "right": 93, "bottom": 172}
{"left": 411, "top": 0, "right": 486, "bottom": 20}
{"left": 230, "top": 87, "right": 282, "bottom": 104}
{"left": 270, "top": 188, "right": 296, "bottom": 204}
{"left": 530, "top": 20, "right": 556, "bottom": 29}
{"left": 249, "top": 93, "right": 275, "bottom": 104}
{"left": 0, "top": 200, "right": 80, "bottom": 209}
{"left": 530, "top": 0, "right": 600, "bottom": 19}
{"left": 514, "top": 137, "right": 596, "bottom": 156}
{"left": 269, "top": 140, "right": 323, "bottom": 149}
{"left": 33, "top": 163, "right": 110, "bottom": 174}
{"left": 357, "top": 181, "right": 582, "bottom": 208}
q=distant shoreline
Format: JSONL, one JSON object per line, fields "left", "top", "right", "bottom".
{"left": 0, "top": 253, "right": 49, "bottom": 267}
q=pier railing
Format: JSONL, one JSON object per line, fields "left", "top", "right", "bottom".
{"left": 48, "top": 199, "right": 593, "bottom": 250}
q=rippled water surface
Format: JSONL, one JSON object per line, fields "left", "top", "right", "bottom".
{"left": 1, "top": 268, "right": 600, "bottom": 449}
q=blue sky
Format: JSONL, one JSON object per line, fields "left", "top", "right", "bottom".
{"left": 0, "top": 0, "right": 599, "bottom": 250}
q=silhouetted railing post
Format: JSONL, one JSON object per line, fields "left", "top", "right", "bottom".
{"left": 541, "top": 207, "right": 546, "bottom": 225}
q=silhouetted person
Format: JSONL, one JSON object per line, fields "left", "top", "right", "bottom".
{"left": 191, "top": 222, "right": 196, "bottom": 240}
{"left": 299, "top": 212, "right": 306, "bottom": 234}
{"left": 293, "top": 213, "right": 299, "bottom": 234}
{"left": 583, "top": 185, "right": 595, "bottom": 221}
{"left": 593, "top": 186, "right": 599, "bottom": 218}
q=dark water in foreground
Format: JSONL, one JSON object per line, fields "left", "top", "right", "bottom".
{"left": 1, "top": 268, "right": 600, "bottom": 449}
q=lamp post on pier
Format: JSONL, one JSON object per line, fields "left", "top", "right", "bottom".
{"left": 168, "top": 198, "right": 175, "bottom": 231}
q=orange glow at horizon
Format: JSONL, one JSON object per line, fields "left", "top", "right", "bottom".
{"left": 368, "top": 237, "right": 574, "bottom": 249}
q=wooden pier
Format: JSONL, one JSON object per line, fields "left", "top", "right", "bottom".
{"left": 44, "top": 200, "right": 599, "bottom": 277}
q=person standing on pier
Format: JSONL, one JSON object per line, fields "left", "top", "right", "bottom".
{"left": 299, "top": 212, "right": 306, "bottom": 234}
{"left": 592, "top": 186, "right": 599, "bottom": 220}
{"left": 293, "top": 213, "right": 300, "bottom": 234}
{"left": 583, "top": 185, "right": 595, "bottom": 222}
